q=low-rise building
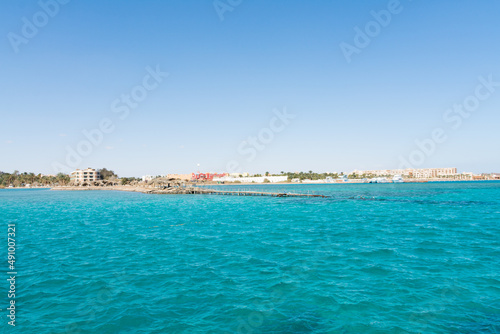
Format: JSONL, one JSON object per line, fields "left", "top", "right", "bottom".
{"left": 350, "top": 168, "right": 458, "bottom": 178}
{"left": 192, "top": 173, "right": 228, "bottom": 181}
{"left": 229, "top": 173, "right": 250, "bottom": 177}
{"left": 70, "top": 168, "right": 100, "bottom": 183}
{"left": 142, "top": 175, "right": 154, "bottom": 182}
{"left": 213, "top": 175, "right": 287, "bottom": 183}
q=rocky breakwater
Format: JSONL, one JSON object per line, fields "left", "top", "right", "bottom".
{"left": 51, "top": 177, "right": 213, "bottom": 195}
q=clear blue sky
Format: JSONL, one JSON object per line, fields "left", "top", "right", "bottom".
{"left": 1, "top": 0, "right": 499, "bottom": 176}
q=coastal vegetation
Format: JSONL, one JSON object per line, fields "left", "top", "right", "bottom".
{"left": 98, "top": 168, "right": 118, "bottom": 180}
{"left": 0, "top": 168, "right": 145, "bottom": 188}
{"left": 283, "top": 172, "right": 340, "bottom": 181}
{"left": 120, "top": 177, "right": 142, "bottom": 185}
{"left": 0, "top": 171, "right": 70, "bottom": 187}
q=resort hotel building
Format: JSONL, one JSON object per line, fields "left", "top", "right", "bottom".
{"left": 350, "top": 168, "right": 458, "bottom": 178}
{"left": 70, "top": 168, "right": 101, "bottom": 183}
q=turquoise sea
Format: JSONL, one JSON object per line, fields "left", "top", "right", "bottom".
{"left": 1, "top": 182, "right": 499, "bottom": 333}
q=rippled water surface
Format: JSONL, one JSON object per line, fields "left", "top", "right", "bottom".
{"left": 1, "top": 182, "right": 499, "bottom": 333}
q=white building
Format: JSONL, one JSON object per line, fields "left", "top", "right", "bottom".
{"left": 229, "top": 173, "right": 250, "bottom": 177}
{"left": 142, "top": 175, "right": 154, "bottom": 182}
{"left": 213, "top": 176, "right": 287, "bottom": 183}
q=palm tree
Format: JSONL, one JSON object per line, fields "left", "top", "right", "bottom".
{"left": 56, "top": 173, "right": 70, "bottom": 186}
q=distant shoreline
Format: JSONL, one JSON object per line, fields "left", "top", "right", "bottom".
{"left": 199, "top": 179, "right": 499, "bottom": 186}
{"left": 1, "top": 179, "right": 497, "bottom": 191}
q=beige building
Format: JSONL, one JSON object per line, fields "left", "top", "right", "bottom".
{"left": 70, "top": 168, "right": 101, "bottom": 183}
{"left": 411, "top": 168, "right": 457, "bottom": 178}
{"left": 351, "top": 168, "right": 458, "bottom": 178}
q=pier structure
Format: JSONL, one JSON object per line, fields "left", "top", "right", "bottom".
{"left": 53, "top": 176, "right": 331, "bottom": 198}
{"left": 202, "top": 189, "right": 328, "bottom": 198}
{"left": 144, "top": 186, "right": 329, "bottom": 198}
